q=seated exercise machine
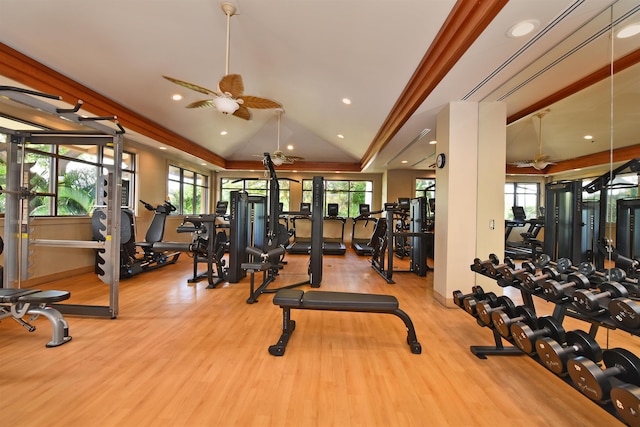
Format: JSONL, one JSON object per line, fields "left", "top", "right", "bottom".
{"left": 93, "top": 200, "right": 181, "bottom": 278}
{"left": 351, "top": 204, "right": 379, "bottom": 256}
{"left": 370, "top": 198, "right": 433, "bottom": 284}
{"left": 240, "top": 154, "right": 324, "bottom": 303}
{"left": 0, "top": 288, "right": 72, "bottom": 347}
{"left": 268, "top": 288, "right": 422, "bottom": 355}
{"left": 176, "top": 203, "right": 229, "bottom": 288}
{"left": 322, "top": 203, "right": 347, "bottom": 255}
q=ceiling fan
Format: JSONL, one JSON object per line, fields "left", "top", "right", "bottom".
{"left": 162, "top": 2, "right": 282, "bottom": 120}
{"left": 262, "top": 109, "right": 304, "bottom": 166}
{"left": 510, "top": 109, "right": 557, "bottom": 171}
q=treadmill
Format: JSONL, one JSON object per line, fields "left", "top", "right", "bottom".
{"left": 322, "top": 203, "right": 347, "bottom": 255}
{"left": 286, "top": 202, "right": 313, "bottom": 254}
{"left": 352, "top": 204, "right": 378, "bottom": 255}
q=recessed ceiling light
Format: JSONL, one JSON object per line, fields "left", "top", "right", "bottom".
{"left": 429, "top": 140, "right": 437, "bottom": 145}
{"left": 342, "top": 98, "right": 351, "bottom": 105}
{"left": 401, "top": 160, "right": 408, "bottom": 164}
{"left": 617, "top": 23, "right": 640, "bottom": 39}
{"left": 172, "top": 94, "right": 183, "bottom": 101}
{"left": 507, "top": 19, "right": 539, "bottom": 38}
{"left": 287, "top": 144, "right": 294, "bottom": 150}
{"left": 201, "top": 162, "right": 207, "bottom": 166}
{"left": 337, "top": 134, "right": 344, "bottom": 139}
{"left": 159, "top": 146, "right": 167, "bottom": 150}
{"left": 583, "top": 135, "right": 593, "bottom": 140}
{"left": 220, "top": 131, "right": 227, "bottom": 136}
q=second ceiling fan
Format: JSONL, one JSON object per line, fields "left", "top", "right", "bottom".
{"left": 162, "top": 2, "right": 282, "bottom": 120}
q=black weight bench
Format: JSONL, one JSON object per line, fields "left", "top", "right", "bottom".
{"left": 269, "top": 289, "right": 422, "bottom": 355}
{"left": 0, "top": 288, "right": 72, "bottom": 347}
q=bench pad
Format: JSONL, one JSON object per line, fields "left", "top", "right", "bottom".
{"left": 274, "top": 289, "right": 398, "bottom": 311}
{"left": 19, "top": 290, "right": 70, "bottom": 304}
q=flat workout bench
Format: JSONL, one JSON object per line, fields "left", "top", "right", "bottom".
{"left": 269, "top": 289, "right": 422, "bottom": 355}
{"left": 0, "top": 288, "right": 72, "bottom": 347}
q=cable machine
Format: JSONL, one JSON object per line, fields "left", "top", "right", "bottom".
{"left": 0, "top": 86, "right": 124, "bottom": 318}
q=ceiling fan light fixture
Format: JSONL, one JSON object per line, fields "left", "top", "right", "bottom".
{"left": 272, "top": 156, "right": 284, "bottom": 166}
{"left": 212, "top": 96, "right": 240, "bottom": 114}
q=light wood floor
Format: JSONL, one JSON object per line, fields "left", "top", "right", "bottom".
{"left": 1, "top": 250, "right": 637, "bottom": 426}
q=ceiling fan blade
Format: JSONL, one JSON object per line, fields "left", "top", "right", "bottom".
{"left": 232, "top": 105, "right": 251, "bottom": 120}
{"left": 162, "top": 76, "right": 220, "bottom": 96}
{"left": 241, "top": 95, "right": 282, "bottom": 110}
{"left": 219, "top": 74, "right": 244, "bottom": 98}
{"left": 185, "top": 99, "right": 215, "bottom": 109}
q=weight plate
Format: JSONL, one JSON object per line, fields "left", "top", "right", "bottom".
{"left": 611, "top": 383, "right": 640, "bottom": 427}
{"left": 511, "top": 322, "right": 535, "bottom": 354}
{"left": 609, "top": 298, "right": 640, "bottom": 330}
{"left": 556, "top": 258, "right": 573, "bottom": 274}
{"left": 537, "top": 317, "right": 566, "bottom": 345}
{"left": 603, "top": 348, "right": 640, "bottom": 387}
{"left": 565, "top": 330, "right": 602, "bottom": 364}
{"left": 568, "top": 272, "right": 591, "bottom": 289}
{"left": 567, "top": 356, "right": 608, "bottom": 401}
{"left": 608, "top": 267, "right": 628, "bottom": 283}
{"left": 537, "top": 254, "right": 551, "bottom": 268}
{"left": 536, "top": 336, "right": 567, "bottom": 375}
{"left": 579, "top": 262, "right": 596, "bottom": 276}
{"left": 601, "top": 281, "right": 628, "bottom": 299}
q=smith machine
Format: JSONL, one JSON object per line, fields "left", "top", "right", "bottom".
{"left": 0, "top": 86, "right": 124, "bottom": 319}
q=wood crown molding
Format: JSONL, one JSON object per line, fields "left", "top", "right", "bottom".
{"left": 0, "top": 42, "right": 226, "bottom": 168}
{"left": 359, "top": 0, "right": 509, "bottom": 170}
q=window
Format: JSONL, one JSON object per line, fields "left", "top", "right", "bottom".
{"left": 220, "top": 178, "right": 290, "bottom": 212}
{"left": 0, "top": 136, "right": 136, "bottom": 216}
{"left": 415, "top": 178, "right": 435, "bottom": 199}
{"left": 504, "top": 182, "right": 539, "bottom": 220}
{"left": 168, "top": 165, "right": 209, "bottom": 215}
{"left": 583, "top": 173, "right": 638, "bottom": 222}
{"left": 302, "top": 179, "right": 373, "bottom": 217}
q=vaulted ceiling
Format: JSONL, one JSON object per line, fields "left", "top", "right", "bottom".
{"left": 0, "top": 0, "right": 638, "bottom": 174}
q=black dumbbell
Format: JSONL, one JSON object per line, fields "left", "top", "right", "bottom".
{"left": 609, "top": 298, "right": 640, "bottom": 330}
{"left": 578, "top": 262, "right": 628, "bottom": 283}
{"left": 485, "top": 257, "right": 515, "bottom": 279}
{"left": 521, "top": 266, "right": 560, "bottom": 291}
{"left": 541, "top": 272, "right": 591, "bottom": 302}
{"left": 573, "top": 281, "right": 629, "bottom": 314}
{"left": 476, "top": 296, "right": 516, "bottom": 326}
{"left": 491, "top": 305, "right": 536, "bottom": 338}
{"left": 463, "top": 292, "right": 498, "bottom": 316}
{"left": 471, "top": 254, "right": 500, "bottom": 273}
{"left": 452, "top": 286, "right": 484, "bottom": 308}
{"left": 501, "top": 261, "right": 536, "bottom": 284}
{"left": 511, "top": 316, "right": 565, "bottom": 355}
{"left": 568, "top": 348, "right": 640, "bottom": 402}
{"left": 611, "top": 383, "right": 640, "bottom": 427}
{"left": 535, "top": 330, "right": 602, "bottom": 375}
{"left": 538, "top": 255, "right": 574, "bottom": 273}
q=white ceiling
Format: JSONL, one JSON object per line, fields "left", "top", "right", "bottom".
{"left": 0, "top": 0, "right": 638, "bottom": 173}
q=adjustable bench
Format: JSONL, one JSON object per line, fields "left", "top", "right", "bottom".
{"left": 269, "top": 289, "right": 422, "bottom": 355}
{"left": 0, "top": 288, "right": 72, "bottom": 347}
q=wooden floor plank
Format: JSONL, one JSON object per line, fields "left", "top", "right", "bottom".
{"left": 0, "top": 251, "right": 634, "bottom": 426}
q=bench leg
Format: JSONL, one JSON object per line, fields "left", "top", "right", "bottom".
{"left": 268, "top": 307, "right": 296, "bottom": 356}
{"left": 392, "top": 308, "right": 422, "bottom": 354}
{"left": 27, "top": 307, "right": 72, "bottom": 347}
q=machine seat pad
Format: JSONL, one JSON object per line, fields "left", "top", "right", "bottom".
{"left": 0, "top": 289, "right": 39, "bottom": 303}
{"left": 274, "top": 289, "right": 398, "bottom": 311}
{"left": 241, "top": 263, "right": 270, "bottom": 272}
{"left": 18, "top": 290, "right": 70, "bottom": 304}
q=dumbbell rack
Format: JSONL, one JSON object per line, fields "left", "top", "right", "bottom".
{"left": 460, "top": 258, "right": 640, "bottom": 425}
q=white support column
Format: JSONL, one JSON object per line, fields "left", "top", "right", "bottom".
{"left": 432, "top": 102, "right": 506, "bottom": 307}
